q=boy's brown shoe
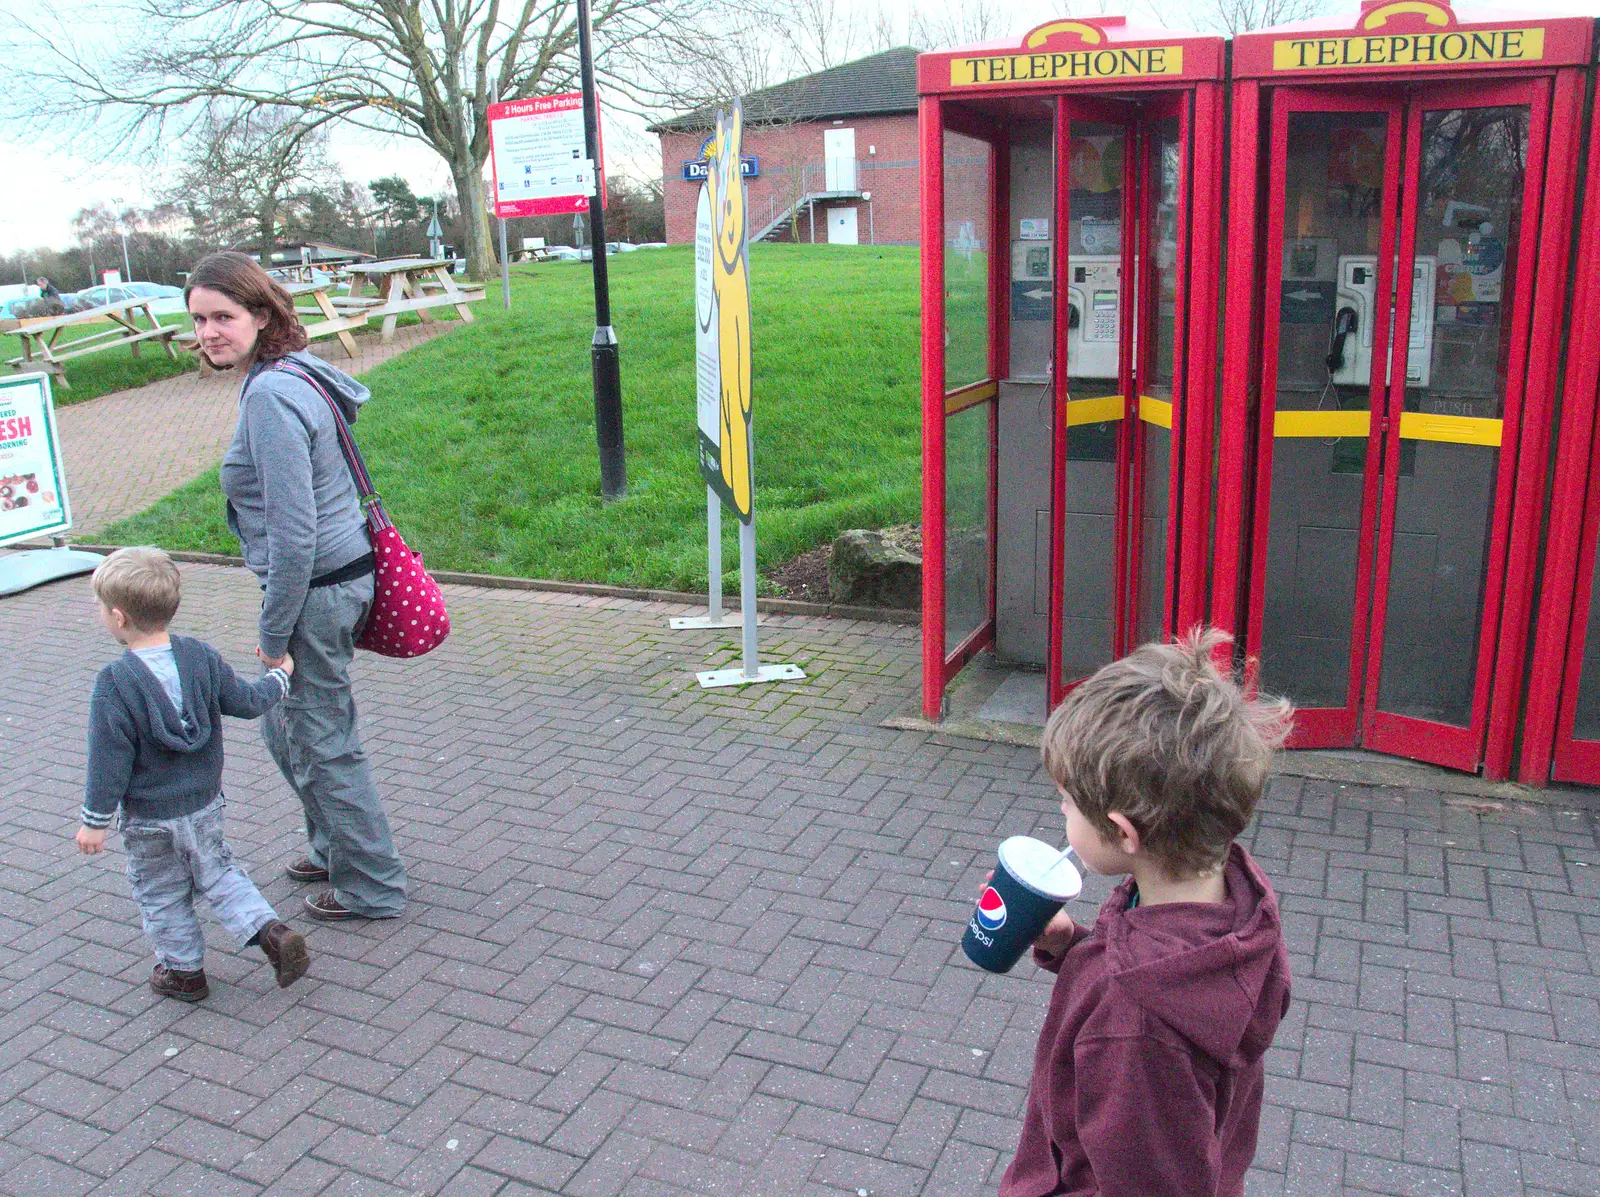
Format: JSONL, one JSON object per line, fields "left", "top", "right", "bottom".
{"left": 150, "top": 965, "right": 209, "bottom": 1002}
{"left": 285, "top": 857, "right": 329, "bottom": 883}
{"left": 256, "top": 920, "right": 310, "bottom": 988}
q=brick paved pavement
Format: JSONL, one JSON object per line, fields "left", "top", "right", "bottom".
{"left": 3, "top": 564, "right": 1598, "bottom": 1196}
{"left": 52, "top": 322, "right": 451, "bottom": 537}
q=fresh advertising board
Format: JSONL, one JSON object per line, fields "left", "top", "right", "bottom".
{"left": 695, "top": 102, "right": 754, "bottom": 523}
{"left": 0, "top": 373, "right": 70, "bottom": 547}
{"left": 487, "top": 93, "right": 607, "bottom": 218}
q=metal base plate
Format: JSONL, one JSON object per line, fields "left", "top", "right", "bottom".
{"left": 0, "top": 547, "right": 104, "bottom": 597}
{"left": 696, "top": 662, "right": 806, "bottom": 689}
{"left": 669, "top": 612, "right": 762, "bottom": 630}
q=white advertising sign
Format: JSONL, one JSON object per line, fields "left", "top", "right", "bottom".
{"left": 694, "top": 185, "right": 720, "bottom": 447}
{"left": 0, "top": 373, "right": 71, "bottom": 547}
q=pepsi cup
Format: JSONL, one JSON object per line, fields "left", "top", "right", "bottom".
{"left": 962, "top": 835, "right": 1083, "bottom": 973}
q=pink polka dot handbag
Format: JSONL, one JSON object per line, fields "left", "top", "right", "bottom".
{"left": 275, "top": 362, "right": 450, "bottom": 658}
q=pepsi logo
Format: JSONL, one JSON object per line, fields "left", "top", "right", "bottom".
{"left": 976, "top": 887, "right": 1007, "bottom": 931}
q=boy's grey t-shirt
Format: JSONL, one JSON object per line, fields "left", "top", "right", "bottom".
{"left": 132, "top": 645, "right": 184, "bottom": 716}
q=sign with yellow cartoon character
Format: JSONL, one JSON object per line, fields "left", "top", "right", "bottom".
{"left": 696, "top": 101, "right": 754, "bottom": 523}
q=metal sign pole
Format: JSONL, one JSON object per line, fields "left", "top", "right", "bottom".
{"left": 695, "top": 502, "right": 802, "bottom": 688}
{"left": 709, "top": 488, "right": 723, "bottom": 622}
{"left": 740, "top": 517, "right": 759, "bottom": 679}
{"left": 670, "top": 484, "right": 744, "bottom": 630}
{"left": 497, "top": 217, "right": 511, "bottom": 309}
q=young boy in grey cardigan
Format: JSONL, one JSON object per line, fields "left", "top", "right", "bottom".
{"left": 76, "top": 547, "right": 311, "bottom": 1001}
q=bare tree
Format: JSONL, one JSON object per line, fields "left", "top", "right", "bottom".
{"left": 165, "top": 107, "right": 335, "bottom": 263}
{"left": 907, "top": 4, "right": 1022, "bottom": 52}
{"left": 1173, "top": 0, "right": 1331, "bottom": 36}
{"left": 8, "top": 0, "right": 718, "bottom": 281}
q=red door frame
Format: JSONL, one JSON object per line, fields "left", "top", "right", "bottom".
{"left": 1046, "top": 92, "right": 1193, "bottom": 710}
{"left": 1363, "top": 76, "right": 1558, "bottom": 771}
{"left": 1178, "top": 80, "right": 1227, "bottom": 636}
{"left": 919, "top": 99, "right": 1008, "bottom": 720}
{"left": 1126, "top": 91, "right": 1192, "bottom": 650}
{"left": 1219, "top": 72, "right": 1576, "bottom": 773}
{"left": 919, "top": 95, "right": 946, "bottom": 720}
{"left": 1518, "top": 78, "right": 1600, "bottom": 784}
{"left": 1212, "top": 81, "right": 1265, "bottom": 648}
{"left": 1243, "top": 88, "right": 1407, "bottom": 749}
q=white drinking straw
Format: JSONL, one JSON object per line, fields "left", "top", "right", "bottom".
{"left": 1042, "top": 844, "right": 1076, "bottom": 881}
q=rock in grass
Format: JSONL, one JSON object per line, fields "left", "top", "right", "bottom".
{"left": 828, "top": 529, "right": 921, "bottom": 609}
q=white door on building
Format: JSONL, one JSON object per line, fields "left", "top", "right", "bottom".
{"left": 823, "top": 128, "right": 856, "bottom": 192}
{"left": 827, "top": 206, "right": 859, "bottom": 245}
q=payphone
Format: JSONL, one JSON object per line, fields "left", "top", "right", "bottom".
{"left": 1328, "top": 256, "right": 1436, "bottom": 388}
{"left": 1066, "top": 256, "right": 1122, "bottom": 380}
{"left": 1010, "top": 244, "right": 1123, "bottom": 380}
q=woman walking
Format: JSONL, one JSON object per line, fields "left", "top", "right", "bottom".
{"left": 186, "top": 252, "right": 407, "bottom": 921}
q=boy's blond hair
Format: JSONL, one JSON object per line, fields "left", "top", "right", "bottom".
{"left": 1042, "top": 627, "right": 1293, "bottom": 878}
{"left": 92, "top": 547, "right": 180, "bottom": 633}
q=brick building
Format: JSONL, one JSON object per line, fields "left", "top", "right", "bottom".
{"left": 650, "top": 47, "right": 921, "bottom": 247}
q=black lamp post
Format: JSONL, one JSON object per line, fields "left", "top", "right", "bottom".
{"left": 577, "top": 0, "right": 626, "bottom": 500}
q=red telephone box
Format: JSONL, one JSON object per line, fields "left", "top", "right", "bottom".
{"left": 918, "top": 18, "right": 1226, "bottom": 723}
{"left": 1213, "top": 1, "right": 1591, "bottom": 776}
{"left": 1519, "top": 96, "right": 1600, "bottom": 786}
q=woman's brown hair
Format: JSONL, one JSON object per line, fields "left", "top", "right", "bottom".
{"left": 184, "top": 251, "right": 308, "bottom": 364}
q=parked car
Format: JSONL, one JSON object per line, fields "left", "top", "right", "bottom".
{"left": 543, "top": 246, "right": 583, "bottom": 262}
{"left": 607, "top": 242, "right": 640, "bottom": 254}
{"left": 635, "top": 242, "right": 668, "bottom": 250}
{"left": 0, "top": 296, "right": 41, "bottom": 322}
{"left": 70, "top": 283, "right": 187, "bottom": 316}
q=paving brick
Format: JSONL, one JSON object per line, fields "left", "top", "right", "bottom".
{"left": 5, "top": 546, "right": 1599, "bottom": 1197}
{"left": 470, "top": 1134, "right": 582, "bottom": 1189}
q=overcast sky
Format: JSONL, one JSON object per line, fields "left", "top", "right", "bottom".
{"left": 0, "top": 0, "right": 1083, "bottom": 254}
{"left": 6, "top": 0, "right": 1594, "bottom": 256}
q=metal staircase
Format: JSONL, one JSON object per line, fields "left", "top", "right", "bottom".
{"left": 750, "top": 161, "right": 864, "bottom": 243}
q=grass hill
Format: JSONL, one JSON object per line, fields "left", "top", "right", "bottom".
{"left": 98, "top": 244, "right": 924, "bottom": 593}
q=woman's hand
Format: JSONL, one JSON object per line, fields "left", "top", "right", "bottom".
{"left": 256, "top": 647, "right": 287, "bottom": 670}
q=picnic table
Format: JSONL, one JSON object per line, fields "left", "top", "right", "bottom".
{"left": 341, "top": 258, "right": 485, "bottom": 342}
{"left": 284, "top": 279, "right": 369, "bottom": 358}
{"left": 5, "top": 296, "right": 179, "bottom": 390}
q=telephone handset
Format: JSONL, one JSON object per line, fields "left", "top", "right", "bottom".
{"left": 1327, "top": 255, "right": 1436, "bottom": 388}
{"left": 1326, "top": 307, "right": 1358, "bottom": 373}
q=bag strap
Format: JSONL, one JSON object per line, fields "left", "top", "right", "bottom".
{"left": 264, "top": 360, "right": 393, "bottom": 533}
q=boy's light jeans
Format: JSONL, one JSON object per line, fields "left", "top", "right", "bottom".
{"left": 262, "top": 573, "right": 407, "bottom": 918}
{"left": 123, "top": 796, "right": 276, "bottom": 972}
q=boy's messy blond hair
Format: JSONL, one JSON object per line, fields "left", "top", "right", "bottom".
{"left": 92, "top": 546, "right": 180, "bottom": 633}
{"left": 1042, "top": 627, "right": 1293, "bottom": 878}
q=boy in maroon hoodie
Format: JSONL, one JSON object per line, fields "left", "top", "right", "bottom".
{"left": 1000, "top": 628, "right": 1294, "bottom": 1197}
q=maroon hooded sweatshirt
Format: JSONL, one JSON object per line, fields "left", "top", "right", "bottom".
{"left": 1000, "top": 843, "right": 1290, "bottom": 1197}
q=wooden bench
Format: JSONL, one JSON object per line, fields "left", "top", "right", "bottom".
{"left": 6, "top": 298, "right": 179, "bottom": 389}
